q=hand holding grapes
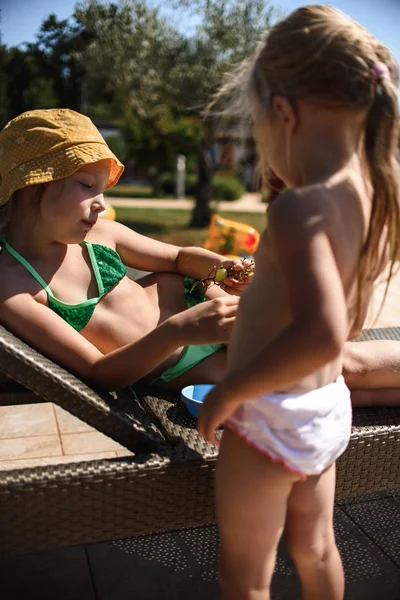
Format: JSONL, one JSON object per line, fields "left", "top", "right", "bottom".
{"left": 193, "top": 258, "right": 255, "bottom": 295}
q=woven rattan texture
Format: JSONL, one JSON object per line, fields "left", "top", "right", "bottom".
{"left": 0, "top": 326, "right": 398, "bottom": 555}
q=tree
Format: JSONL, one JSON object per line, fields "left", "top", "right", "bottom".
{"left": 73, "top": 0, "right": 276, "bottom": 226}
{"left": 28, "top": 14, "right": 87, "bottom": 112}
{"left": 0, "top": 14, "right": 88, "bottom": 127}
{"left": 1, "top": 47, "right": 37, "bottom": 122}
{"left": 0, "top": 45, "right": 12, "bottom": 127}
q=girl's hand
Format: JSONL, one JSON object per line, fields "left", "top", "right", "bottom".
{"left": 219, "top": 258, "right": 254, "bottom": 294}
{"left": 172, "top": 296, "right": 239, "bottom": 345}
{"left": 197, "top": 384, "right": 238, "bottom": 445}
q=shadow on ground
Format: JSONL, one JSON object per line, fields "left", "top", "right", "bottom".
{"left": 1, "top": 491, "right": 399, "bottom": 600}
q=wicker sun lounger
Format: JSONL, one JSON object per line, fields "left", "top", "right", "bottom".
{"left": 0, "top": 324, "right": 399, "bottom": 556}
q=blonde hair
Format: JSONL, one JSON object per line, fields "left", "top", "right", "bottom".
{"left": 213, "top": 4, "right": 400, "bottom": 330}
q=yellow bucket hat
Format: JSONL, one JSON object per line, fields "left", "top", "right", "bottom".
{"left": 0, "top": 108, "right": 124, "bottom": 206}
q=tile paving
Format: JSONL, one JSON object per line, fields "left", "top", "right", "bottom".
{"left": 1, "top": 497, "right": 399, "bottom": 600}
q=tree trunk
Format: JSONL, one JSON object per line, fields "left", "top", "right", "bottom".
{"left": 190, "top": 141, "right": 213, "bottom": 228}
{"left": 149, "top": 167, "right": 161, "bottom": 198}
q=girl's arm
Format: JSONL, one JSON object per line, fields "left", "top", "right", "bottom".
{"left": 198, "top": 191, "right": 349, "bottom": 442}
{"left": 97, "top": 219, "right": 251, "bottom": 292}
{"left": 1, "top": 292, "right": 238, "bottom": 391}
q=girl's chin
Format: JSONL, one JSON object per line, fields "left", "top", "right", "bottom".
{"left": 81, "top": 219, "right": 95, "bottom": 231}
{"left": 57, "top": 232, "right": 89, "bottom": 245}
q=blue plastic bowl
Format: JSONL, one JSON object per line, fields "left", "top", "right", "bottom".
{"left": 181, "top": 384, "right": 215, "bottom": 418}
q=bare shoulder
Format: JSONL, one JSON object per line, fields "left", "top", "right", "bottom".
{"left": 268, "top": 185, "right": 333, "bottom": 218}
{"left": 87, "top": 217, "right": 157, "bottom": 251}
{"left": 0, "top": 249, "right": 31, "bottom": 304}
{"left": 0, "top": 265, "right": 42, "bottom": 334}
{"left": 85, "top": 217, "right": 123, "bottom": 249}
{"left": 268, "top": 186, "right": 333, "bottom": 239}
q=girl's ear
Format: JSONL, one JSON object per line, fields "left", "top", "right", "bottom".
{"left": 271, "top": 96, "right": 298, "bottom": 132}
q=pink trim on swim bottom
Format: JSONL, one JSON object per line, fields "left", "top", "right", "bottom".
{"left": 225, "top": 421, "right": 308, "bottom": 481}
{"left": 224, "top": 376, "right": 352, "bottom": 477}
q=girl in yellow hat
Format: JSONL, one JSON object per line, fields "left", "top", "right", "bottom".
{"left": 0, "top": 108, "right": 254, "bottom": 390}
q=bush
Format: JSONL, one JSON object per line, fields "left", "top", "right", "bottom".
{"left": 159, "top": 173, "right": 245, "bottom": 201}
{"left": 212, "top": 175, "right": 245, "bottom": 201}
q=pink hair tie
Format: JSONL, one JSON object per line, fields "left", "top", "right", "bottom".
{"left": 371, "top": 62, "right": 391, "bottom": 84}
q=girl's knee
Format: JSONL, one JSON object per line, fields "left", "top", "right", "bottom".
{"left": 286, "top": 528, "right": 337, "bottom": 568}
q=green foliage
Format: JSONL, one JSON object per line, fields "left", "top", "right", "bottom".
{"left": 212, "top": 174, "right": 245, "bottom": 200}
{"left": 72, "top": 0, "right": 276, "bottom": 135}
{"left": 1, "top": 47, "right": 38, "bottom": 123}
{"left": 120, "top": 107, "right": 176, "bottom": 172}
{"left": 1, "top": 14, "right": 85, "bottom": 126}
{"left": 104, "top": 133, "right": 130, "bottom": 163}
{"left": 1, "top": 0, "right": 277, "bottom": 222}
{"left": 0, "top": 45, "right": 9, "bottom": 127}
{"left": 24, "top": 77, "right": 58, "bottom": 109}
{"left": 70, "top": 0, "right": 276, "bottom": 224}
{"left": 159, "top": 172, "right": 245, "bottom": 200}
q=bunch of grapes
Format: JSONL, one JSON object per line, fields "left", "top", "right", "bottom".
{"left": 191, "top": 258, "right": 255, "bottom": 294}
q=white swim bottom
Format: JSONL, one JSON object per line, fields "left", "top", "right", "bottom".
{"left": 225, "top": 376, "right": 352, "bottom": 479}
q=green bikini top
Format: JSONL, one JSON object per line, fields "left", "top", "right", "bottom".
{"left": 0, "top": 235, "right": 126, "bottom": 332}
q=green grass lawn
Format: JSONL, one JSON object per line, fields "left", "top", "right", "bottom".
{"left": 115, "top": 207, "right": 267, "bottom": 246}
{"left": 105, "top": 184, "right": 193, "bottom": 200}
{"left": 105, "top": 184, "right": 154, "bottom": 198}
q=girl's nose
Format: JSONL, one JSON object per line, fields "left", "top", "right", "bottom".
{"left": 92, "top": 194, "right": 107, "bottom": 213}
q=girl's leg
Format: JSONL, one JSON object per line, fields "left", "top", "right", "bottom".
{"left": 284, "top": 462, "right": 344, "bottom": 600}
{"left": 162, "top": 347, "right": 227, "bottom": 390}
{"left": 343, "top": 340, "right": 400, "bottom": 389}
{"left": 350, "top": 387, "right": 400, "bottom": 407}
{"left": 216, "top": 428, "right": 298, "bottom": 600}
{"left": 343, "top": 341, "right": 400, "bottom": 406}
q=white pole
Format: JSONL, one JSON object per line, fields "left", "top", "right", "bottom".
{"left": 176, "top": 154, "right": 186, "bottom": 199}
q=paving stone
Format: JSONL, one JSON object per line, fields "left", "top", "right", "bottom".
{"left": 0, "top": 546, "right": 95, "bottom": 600}
{"left": 340, "top": 497, "right": 400, "bottom": 567}
{"left": 86, "top": 505, "right": 400, "bottom": 600}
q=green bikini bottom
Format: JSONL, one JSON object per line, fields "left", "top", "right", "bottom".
{"left": 151, "top": 342, "right": 223, "bottom": 385}
{"left": 150, "top": 276, "right": 224, "bottom": 385}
